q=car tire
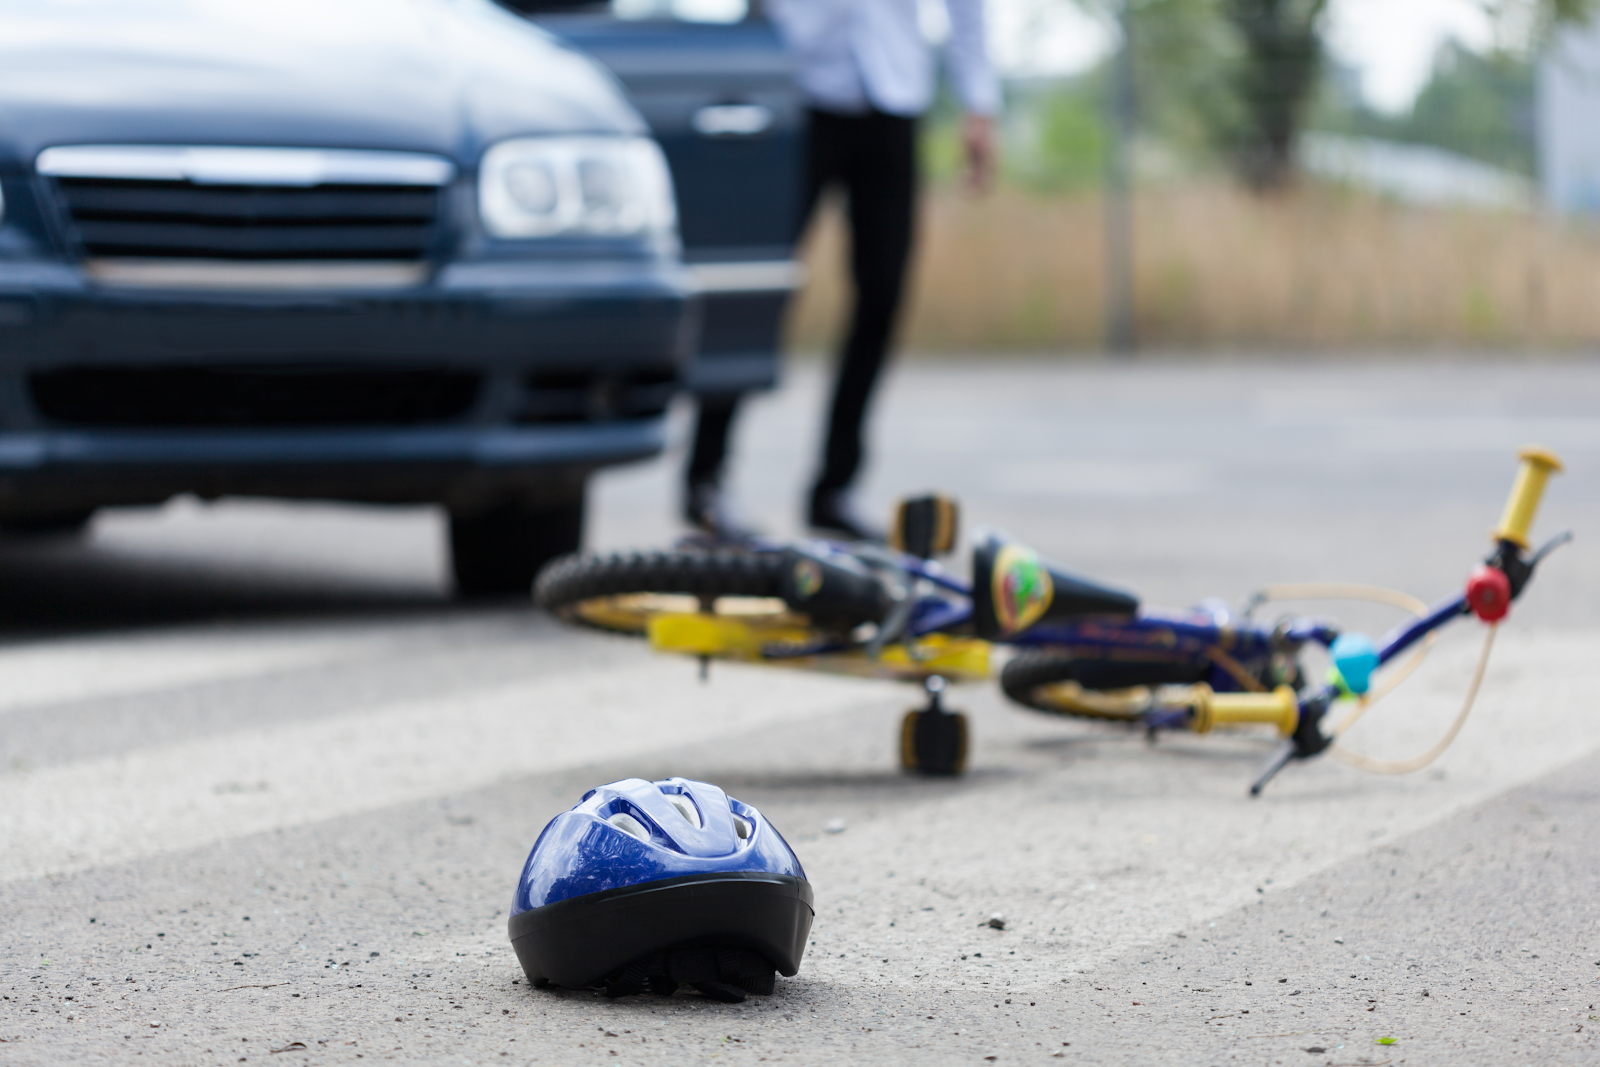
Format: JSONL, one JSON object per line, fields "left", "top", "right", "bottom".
{"left": 0, "top": 509, "right": 96, "bottom": 537}
{"left": 450, "top": 495, "right": 585, "bottom": 599}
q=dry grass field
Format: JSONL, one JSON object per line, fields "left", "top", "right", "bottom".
{"left": 786, "top": 183, "right": 1600, "bottom": 351}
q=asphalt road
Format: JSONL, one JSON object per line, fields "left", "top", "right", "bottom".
{"left": 2, "top": 355, "right": 1598, "bottom": 1067}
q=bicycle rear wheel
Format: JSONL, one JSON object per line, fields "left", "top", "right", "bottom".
{"left": 535, "top": 550, "right": 801, "bottom": 636}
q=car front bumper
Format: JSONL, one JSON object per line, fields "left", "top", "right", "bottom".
{"left": 0, "top": 257, "right": 694, "bottom": 513}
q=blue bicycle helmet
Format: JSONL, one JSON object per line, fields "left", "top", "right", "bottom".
{"left": 508, "top": 777, "right": 813, "bottom": 1002}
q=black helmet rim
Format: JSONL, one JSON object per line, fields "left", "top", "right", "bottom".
{"left": 509, "top": 872, "right": 814, "bottom": 990}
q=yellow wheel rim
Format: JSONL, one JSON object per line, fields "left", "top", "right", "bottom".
{"left": 1027, "top": 681, "right": 1204, "bottom": 722}
{"left": 570, "top": 594, "right": 802, "bottom": 635}
{"left": 899, "top": 710, "right": 920, "bottom": 772}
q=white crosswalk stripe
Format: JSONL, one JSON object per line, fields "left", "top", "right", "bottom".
{"left": 0, "top": 623, "right": 403, "bottom": 717}
{"left": 0, "top": 648, "right": 868, "bottom": 883}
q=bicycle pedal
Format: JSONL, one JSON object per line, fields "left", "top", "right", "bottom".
{"left": 890, "top": 494, "right": 960, "bottom": 559}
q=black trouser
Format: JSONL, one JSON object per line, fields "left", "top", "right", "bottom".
{"left": 686, "top": 108, "right": 919, "bottom": 498}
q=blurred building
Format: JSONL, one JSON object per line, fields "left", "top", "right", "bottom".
{"left": 1538, "top": 15, "right": 1600, "bottom": 215}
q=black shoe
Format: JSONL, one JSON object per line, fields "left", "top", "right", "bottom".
{"left": 684, "top": 482, "right": 759, "bottom": 542}
{"left": 807, "top": 488, "right": 884, "bottom": 542}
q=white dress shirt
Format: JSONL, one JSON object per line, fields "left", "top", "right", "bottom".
{"left": 767, "top": 0, "right": 1000, "bottom": 118}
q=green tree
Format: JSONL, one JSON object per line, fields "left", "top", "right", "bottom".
{"left": 1032, "top": 87, "right": 1111, "bottom": 189}
{"left": 1070, "top": 0, "right": 1597, "bottom": 188}
{"left": 1223, "top": 0, "right": 1596, "bottom": 186}
{"left": 1129, "top": 0, "right": 1244, "bottom": 162}
{"left": 1223, "top": 0, "right": 1326, "bottom": 188}
{"left": 1406, "top": 43, "right": 1536, "bottom": 173}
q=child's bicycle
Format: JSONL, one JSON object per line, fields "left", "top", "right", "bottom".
{"left": 535, "top": 449, "right": 1568, "bottom": 795}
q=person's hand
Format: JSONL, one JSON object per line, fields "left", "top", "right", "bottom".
{"left": 961, "top": 113, "right": 997, "bottom": 195}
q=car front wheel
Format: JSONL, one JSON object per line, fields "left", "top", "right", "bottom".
{"left": 0, "top": 509, "right": 96, "bottom": 536}
{"left": 450, "top": 494, "right": 585, "bottom": 599}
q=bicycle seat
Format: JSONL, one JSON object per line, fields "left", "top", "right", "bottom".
{"left": 972, "top": 534, "right": 1138, "bottom": 639}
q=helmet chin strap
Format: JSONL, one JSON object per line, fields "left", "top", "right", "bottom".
{"left": 601, "top": 945, "right": 776, "bottom": 1003}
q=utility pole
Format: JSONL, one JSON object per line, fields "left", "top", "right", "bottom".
{"left": 1105, "top": 0, "right": 1136, "bottom": 354}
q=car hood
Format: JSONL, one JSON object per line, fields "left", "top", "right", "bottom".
{"left": 0, "top": 0, "right": 641, "bottom": 171}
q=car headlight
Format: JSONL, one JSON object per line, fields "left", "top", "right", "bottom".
{"left": 478, "top": 136, "right": 675, "bottom": 240}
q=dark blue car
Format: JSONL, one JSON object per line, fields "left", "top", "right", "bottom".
{"left": 0, "top": 0, "right": 799, "bottom": 594}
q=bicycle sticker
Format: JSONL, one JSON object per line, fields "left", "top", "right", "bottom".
{"left": 792, "top": 557, "right": 824, "bottom": 600}
{"left": 992, "top": 544, "right": 1053, "bottom": 634}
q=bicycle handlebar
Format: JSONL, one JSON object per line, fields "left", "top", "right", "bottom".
{"left": 1492, "top": 446, "right": 1563, "bottom": 549}
{"left": 1191, "top": 685, "right": 1299, "bottom": 737}
{"left": 1251, "top": 447, "right": 1568, "bottom": 795}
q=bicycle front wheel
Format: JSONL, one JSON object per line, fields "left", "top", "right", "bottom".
{"left": 1000, "top": 651, "right": 1207, "bottom": 721}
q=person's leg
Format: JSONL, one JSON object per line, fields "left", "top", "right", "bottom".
{"left": 683, "top": 109, "right": 841, "bottom": 536}
{"left": 796, "top": 108, "right": 843, "bottom": 241}
{"left": 809, "top": 110, "right": 918, "bottom": 534}
{"left": 686, "top": 397, "right": 738, "bottom": 490}
{"left": 683, "top": 395, "right": 761, "bottom": 538}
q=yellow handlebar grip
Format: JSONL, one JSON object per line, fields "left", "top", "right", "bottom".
{"left": 1190, "top": 685, "right": 1299, "bottom": 737}
{"left": 1492, "top": 446, "right": 1564, "bottom": 549}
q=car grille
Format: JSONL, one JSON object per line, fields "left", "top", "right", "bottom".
{"left": 29, "top": 366, "right": 481, "bottom": 428}
{"left": 51, "top": 178, "right": 444, "bottom": 261}
{"left": 36, "top": 146, "right": 455, "bottom": 262}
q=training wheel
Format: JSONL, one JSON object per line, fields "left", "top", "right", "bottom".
{"left": 899, "top": 708, "right": 969, "bottom": 776}
{"left": 900, "top": 676, "right": 969, "bottom": 776}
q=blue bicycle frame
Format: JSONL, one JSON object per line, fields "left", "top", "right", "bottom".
{"left": 794, "top": 517, "right": 1561, "bottom": 796}
{"left": 679, "top": 448, "right": 1565, "bottom": 795}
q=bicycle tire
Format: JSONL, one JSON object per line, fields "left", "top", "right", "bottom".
{"left": 535, "top": 550, "right": 794, "bottom": 636}
{"left": 1000, "top": 651, "right": 1207, "bottom": 721}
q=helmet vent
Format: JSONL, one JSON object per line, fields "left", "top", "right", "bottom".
{"left": 667, "top": 795, "right": 702, "bottom": 829}
{"left": 607, "top": 812, "right": 651, "bottom": 843}
{"left": 731, "top": 814, "right": 752, "bottom": 841}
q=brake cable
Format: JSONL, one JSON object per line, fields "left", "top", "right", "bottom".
{"left": 1248, "top": 582, "right": 1487, "bottom": 774}
{"left": 852, "top": 543, "right": 916, "bottom": 660}
{"left": 1328, "top": 623, "right": 1496, "bottom": 775}
{"left": 1251, "top": 583, "right": 1439, "bottom": 709}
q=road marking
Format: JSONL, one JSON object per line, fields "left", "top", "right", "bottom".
{"left": 0, "top": 620, "right": 473, "bottom": 717}
{"left": 728, "top": 628, "right": 1600, "bottom": 990}
{"left": 988, "top": 459, "right": 1213, "bottom": 498}
{"left": 1258, "top": 413, "right": 1600, "bottom": 454}
{"left": 3, "top": 620, "right": 1594, "bottom": 1007}
{"left": 0, "top": 656, "right": 867, "bottom": 883}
